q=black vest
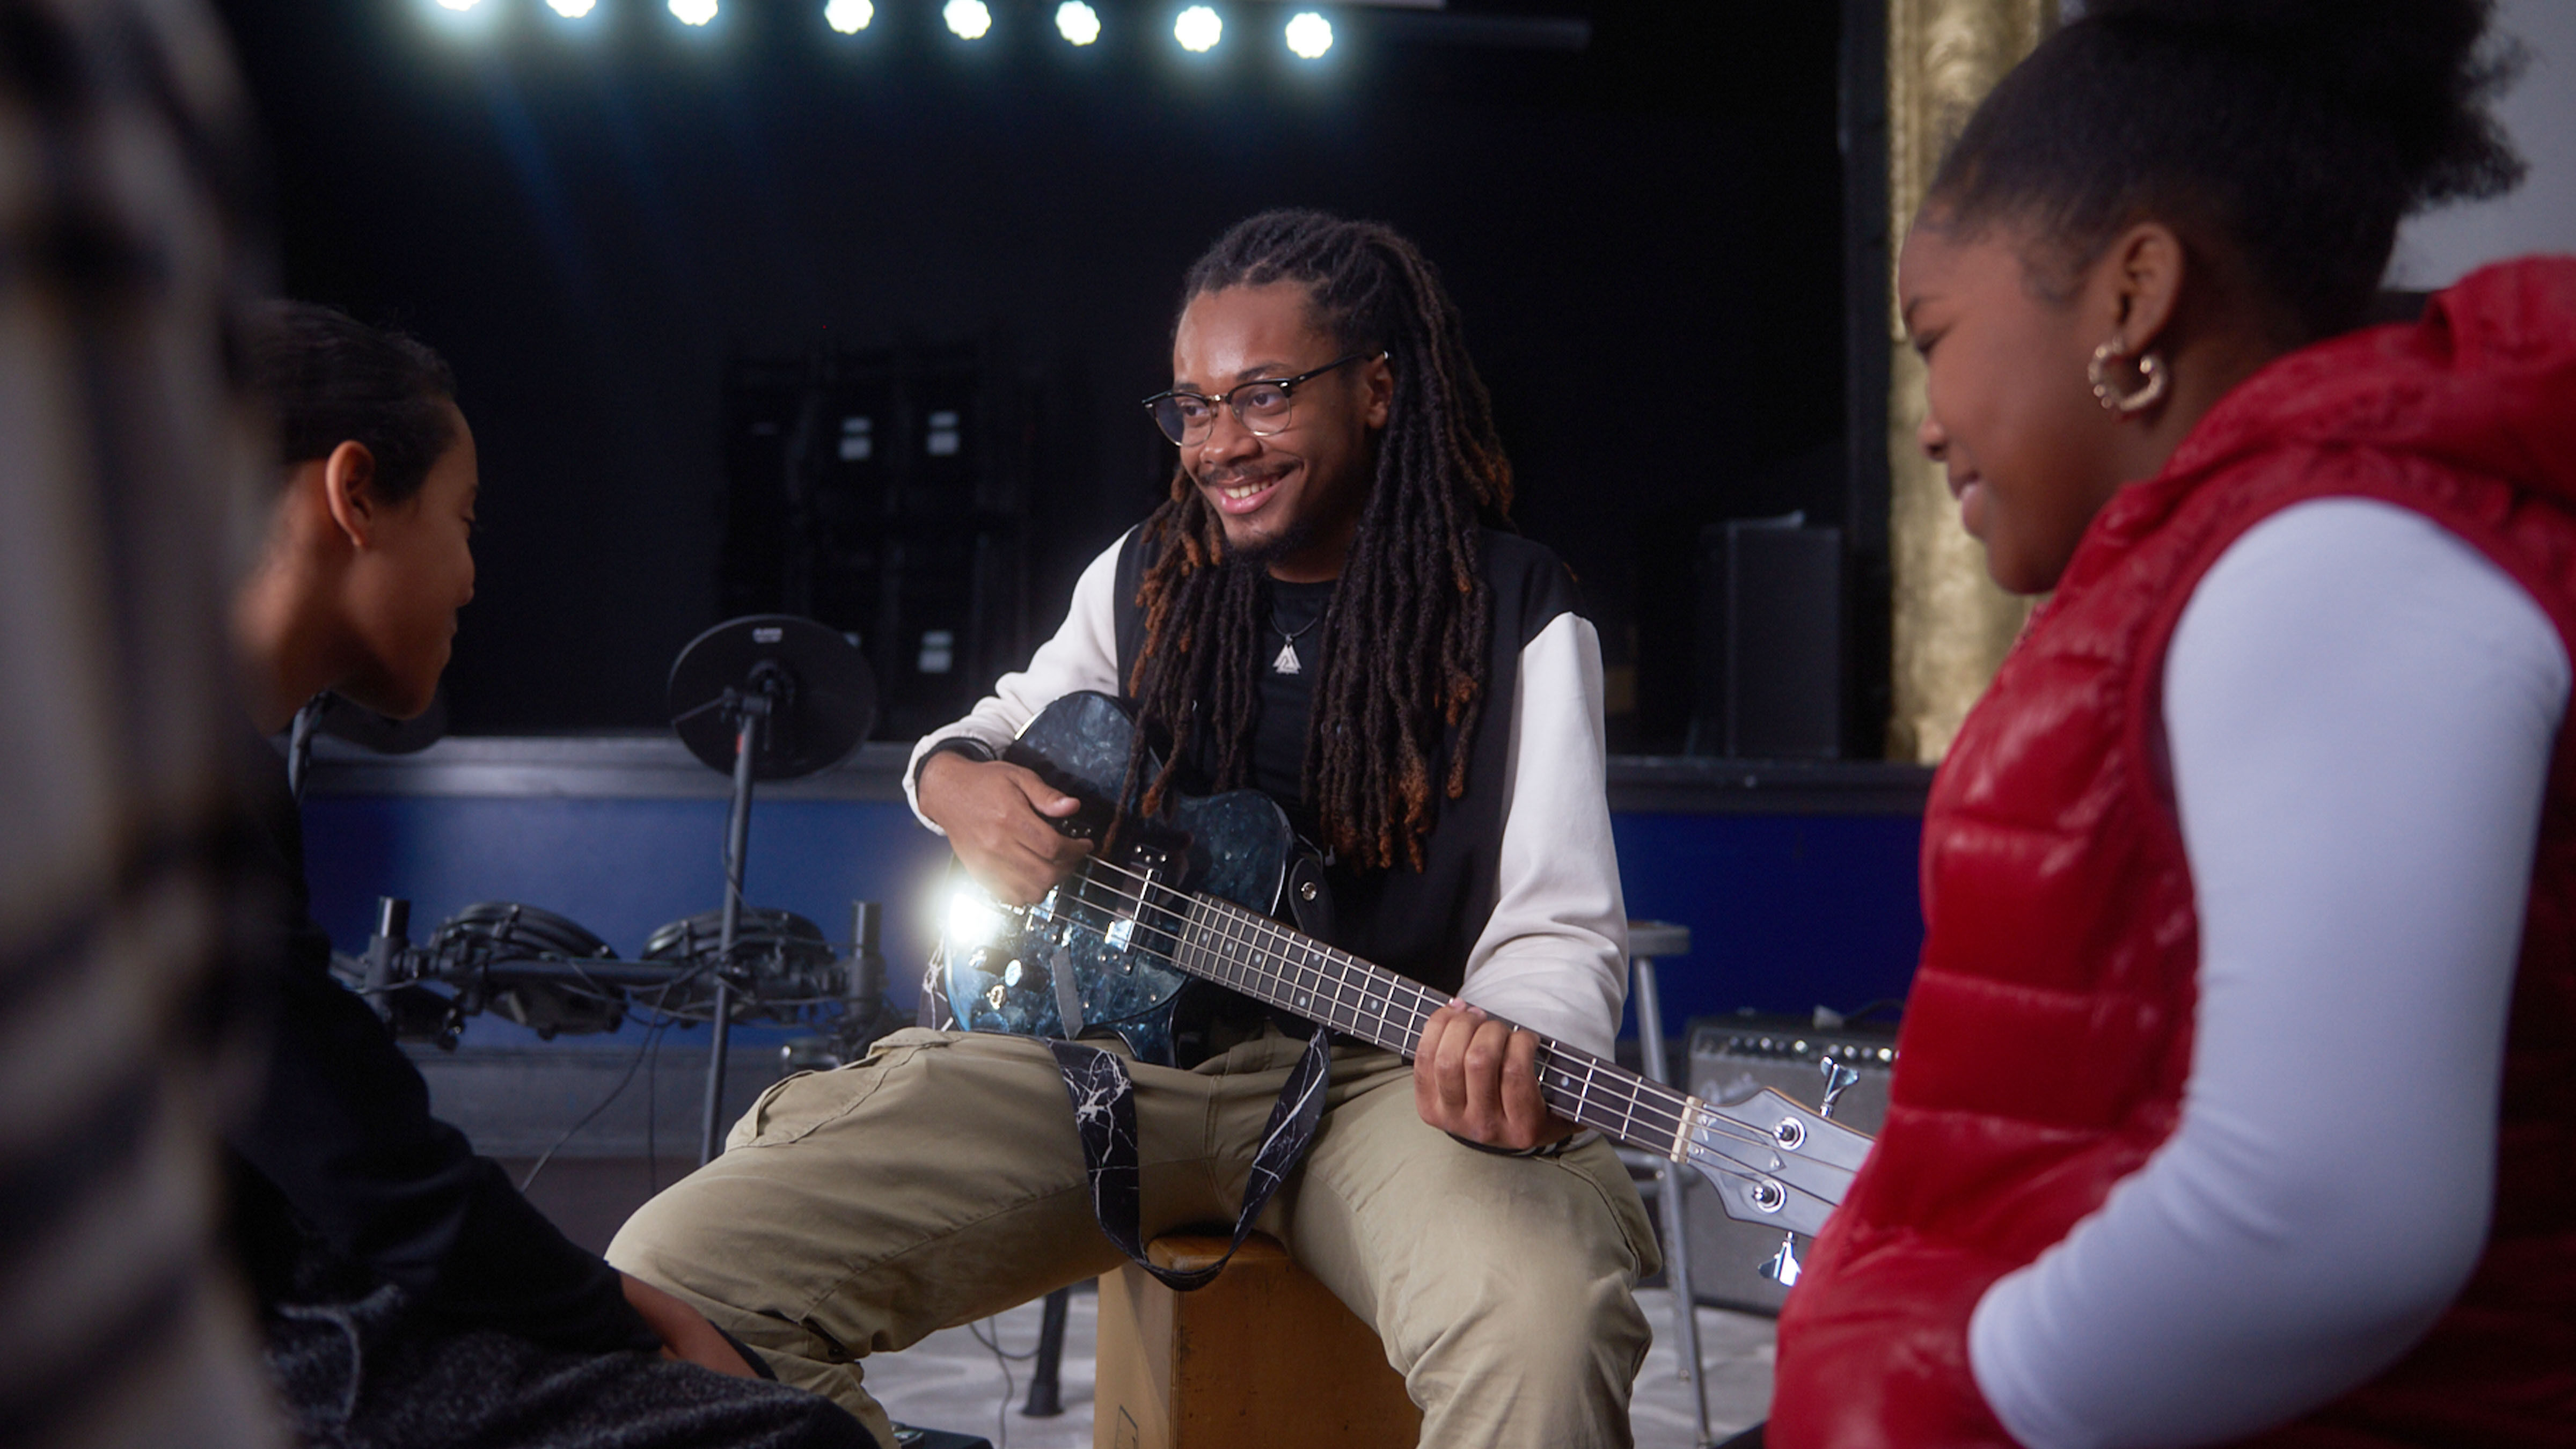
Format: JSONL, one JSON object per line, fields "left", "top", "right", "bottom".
{"left": 1110, "top": 527, "right": 1587, "bottom": 994}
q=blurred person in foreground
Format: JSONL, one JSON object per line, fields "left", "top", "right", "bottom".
{"left": 1759, "top": 2, "right": 2576, "bottom": 1446}
{"left": 0, "top": 1, "right": 283, "bottom": 1445}
{"left": 226, "top": 300, "right": 873, "bottom": 1449}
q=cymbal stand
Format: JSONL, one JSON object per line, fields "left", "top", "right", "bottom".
{"left": 701, "top": 667, "right": 781, "bottom": 1166}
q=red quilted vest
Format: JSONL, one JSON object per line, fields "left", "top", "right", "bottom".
{"left": 1772, "top": 257, "right": 2576, "bottom": 1448}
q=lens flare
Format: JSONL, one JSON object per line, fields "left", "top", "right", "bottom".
{"left": 1174, "top": 5, "right": 1221, "bottom": 52}
{"left": 1056, "top": 1, "right": 1101, "bottom": 45}
{"left": 669, "top": 0, "right": 717, "bottom": 24}
{"left": 547, "top": 0, "right": 596, "bottom": 16}
{"left": 946, "top": 889, "right": 1007, "bottom": 952}
{"left": 1284, "top": 11, "right": 1331, "bottom": 58}
{"left": 944, "top": 0, "right": 993, "bottom": 39}
{"left": 825, "top": 0, "right": 873, "bottom": 32}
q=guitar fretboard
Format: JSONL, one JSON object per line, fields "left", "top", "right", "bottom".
{"left": 1171, "top": 893, "right": 1695, "bottom": 1154}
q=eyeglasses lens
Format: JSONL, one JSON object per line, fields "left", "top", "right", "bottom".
{"left": 1234, "top": 384, "right": 1292, "bottom": 431}
{"left": 1152, "top": 395, "right": 1209, "bottom": 445}
{"left": 1150, "top": 382, "right": 1298, "bottom": 446}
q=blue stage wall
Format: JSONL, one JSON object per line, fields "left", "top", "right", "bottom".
{"left": 301, "top": 793, "right": 1926, "bottom": 1049}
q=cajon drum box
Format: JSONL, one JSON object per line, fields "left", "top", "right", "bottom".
{"left": 1094, "top": 1233, "right": 1420, "bottom": 1449}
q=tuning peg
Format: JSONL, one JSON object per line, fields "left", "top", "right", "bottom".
{"left": 1758, "top": 1232, "right": 1803, "bottom": 1286}
{"left": 1818, "top": 1058, "right": 1861, "bottom": 1120}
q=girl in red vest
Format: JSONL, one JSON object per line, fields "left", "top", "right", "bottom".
{"left": 1764, "top": 2, "right": 2576, "bottom": 1445}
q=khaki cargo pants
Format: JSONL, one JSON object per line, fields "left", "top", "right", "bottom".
{"left": 606, "top": 1025, "right": 1659, "bottom": 1449}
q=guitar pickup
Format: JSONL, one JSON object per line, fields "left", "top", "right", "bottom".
{"left": 1102, "top": 859, "right": 1169, "bottom": 957}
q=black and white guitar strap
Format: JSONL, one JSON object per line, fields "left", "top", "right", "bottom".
{"left": 1046, "top": 1029, "right": 1333, "bottom": 1292}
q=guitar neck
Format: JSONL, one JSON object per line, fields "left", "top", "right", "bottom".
{"left": 1174, "top": 894, "right": 1694, "bottom": 1154}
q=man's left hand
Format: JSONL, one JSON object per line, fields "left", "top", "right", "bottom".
{"left": 1413, "top": 1002, "right": 1577, "bottom": 1151}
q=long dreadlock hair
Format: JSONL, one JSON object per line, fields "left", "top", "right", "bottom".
{"left": 1127, "top": 210, "right": 1515, "bottom": 872}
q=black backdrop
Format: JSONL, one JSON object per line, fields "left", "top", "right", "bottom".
{"left": 213, "top": 0, "right": 1851, "bottom": 751}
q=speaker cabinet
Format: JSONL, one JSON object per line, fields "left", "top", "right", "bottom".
{"left": 1683, "top": 1014, "right": 1896, "bottom": 1314}
{"left": 718, "top": 344, "right": 1031, "bottom": 739}
{"left": 1693, "top": 517, "right": 1844, "bottom": 758}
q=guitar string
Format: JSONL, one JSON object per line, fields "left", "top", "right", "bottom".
{"left": 1160, "top": 876, "right": 1841, "bottom": 1206}
{"left": 984, "top": 858, "right": 1831, "bottom": 1203}
{"left": 1008, "top": 855, "right": 1803, "bottom": 1172}
{"left": 1193, "top": 894, "right": 1673, "bottom": 1130}
{"left": 1049, "top": 861, "right": 1818, "bottom": 1177}
{"left": 1048, "top": 861, "right": 1487, "bottom": 1054}
{"left": 1057, "top": 855, "right": 1697, "bottom": 1130}
{"left": 1049, "top": 855, "right": 1716, "bottom": 1147}
{"left": 1174, "top": 897, "right": 1829, "bottom": 1207}
{"left": 1028, "top": 854, "right": 1794, "bottom": 1160}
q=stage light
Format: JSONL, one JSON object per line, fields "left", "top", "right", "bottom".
{"left": 1056, "top": 1, "right": 1101, "bottom": 46}
{"left": 1284, "top": 11, "right": 1331, "bottom": 58}
{"left": 1174, "top": 5, "right": 1221, "bottom": 52}
{"left": 825, "top": 0, "right": 873, "bottom": 32}
{"left": 669, "top": 0, "right": 717, "bottom": 25}
{"left": 547, "top": 0, "right": 596, "bottom": 16}
{"left": 944, "top": 0, "right": 992, "bottom": 39}
{"left": 420, "top": 0, "right": 500, "bottom": 33}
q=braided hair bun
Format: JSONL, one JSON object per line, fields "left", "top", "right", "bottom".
{"left": 1932, "top": 0, "right": 2525, "bottom": 338}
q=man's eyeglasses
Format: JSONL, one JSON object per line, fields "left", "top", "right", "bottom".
{"left": 1141, "top": 350, "right": 1384, "bottom": 447}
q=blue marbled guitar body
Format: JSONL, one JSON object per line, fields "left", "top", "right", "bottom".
{"left": 940, "top": 691, "right": 1296, "bottom": 1066}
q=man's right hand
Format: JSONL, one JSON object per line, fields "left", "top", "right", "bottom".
{"left": 917, "top": 751, "right": 1094, "bottom": 905}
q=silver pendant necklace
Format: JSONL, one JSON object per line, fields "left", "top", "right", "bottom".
{"left": 1271, "top": 612, "right": 1324, "bottom": 675}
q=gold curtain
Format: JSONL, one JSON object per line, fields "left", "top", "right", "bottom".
{"left": 1884, "top": 0, "right": 2056, "bottom": 763}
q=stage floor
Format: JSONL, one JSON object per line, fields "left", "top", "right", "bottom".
{"left": 864, "top": 1282, "right": 1774, "bottom": 1448}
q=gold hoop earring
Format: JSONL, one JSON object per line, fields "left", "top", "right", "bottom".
{"left": 2089, "top": 341, "right": 2168, "bottom": 415}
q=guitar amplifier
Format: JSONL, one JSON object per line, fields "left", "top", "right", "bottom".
{"left": 1681, "top": 1014, "right": 1897, "bottom": 1314}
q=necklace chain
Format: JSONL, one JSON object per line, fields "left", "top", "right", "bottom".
{"left": 1270, "top": 605, "right": 1324, "bottom": 675}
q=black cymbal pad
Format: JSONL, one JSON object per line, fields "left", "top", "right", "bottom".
{"left": 668, "top": 614, "right": 875, "bottom": 781}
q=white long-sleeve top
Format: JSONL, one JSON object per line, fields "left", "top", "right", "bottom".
{"left": 1970, "top": 498, "right": 2571, "bottom": 1447}
{"left": 904, "top": 531, "right": 1630, "bottom": 1058}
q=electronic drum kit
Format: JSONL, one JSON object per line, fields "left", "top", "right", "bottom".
{"left": 333, "top": 614, "right": 895, "bottom": 1165}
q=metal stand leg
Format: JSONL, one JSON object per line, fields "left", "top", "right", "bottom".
{"left": 363, "top": 896, "right": 410, "bottom": 1023}
{"left": 1021, "top": 1286, "right": 1070, "bottom": 1417}
{"left": 701, "top": 707, "right": 761, "bottom": 1166}
{"left": 1635, "top": 952, "right": 1712, "bottom": 1448}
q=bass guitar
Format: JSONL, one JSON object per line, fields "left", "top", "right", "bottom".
{"left": 933, "top": 691, "right": 1871, "bottom": 1240}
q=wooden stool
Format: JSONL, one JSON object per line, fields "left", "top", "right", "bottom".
{"left": 1093, "top": 1232, "right": 1421, "bottom": 1449}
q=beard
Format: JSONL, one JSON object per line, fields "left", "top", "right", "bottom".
{"left": 1220, "top": 509, "right": 1323, "bottom": 573}
{"left": 1202, "top": 462, "right": 1364, "bottom": 575}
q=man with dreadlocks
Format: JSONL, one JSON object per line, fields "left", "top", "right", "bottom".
{"left": 610, "top": 210, "right": 1656, "bottom": 1448}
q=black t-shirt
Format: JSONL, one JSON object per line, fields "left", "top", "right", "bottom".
{"left": 1250, "top": 576, "right": 1336, "bottom": 808}
{"left": 226, "top": 736, "right": 653, "bottom": 1353}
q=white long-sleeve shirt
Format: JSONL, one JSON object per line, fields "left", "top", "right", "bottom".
{"left": 1971, "top": 497, "right": 2570, "bottom": 1447}
{"left": 905, "top": 530, "right": 1631, "bottom": 1058}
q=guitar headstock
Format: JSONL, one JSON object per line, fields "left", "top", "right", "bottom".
{"left": 1693, "top": 1159, "right": 1839, "bottom": 1240}
{"left": 1678, "top": 1085, "right": 1875, "bottom": 1239}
